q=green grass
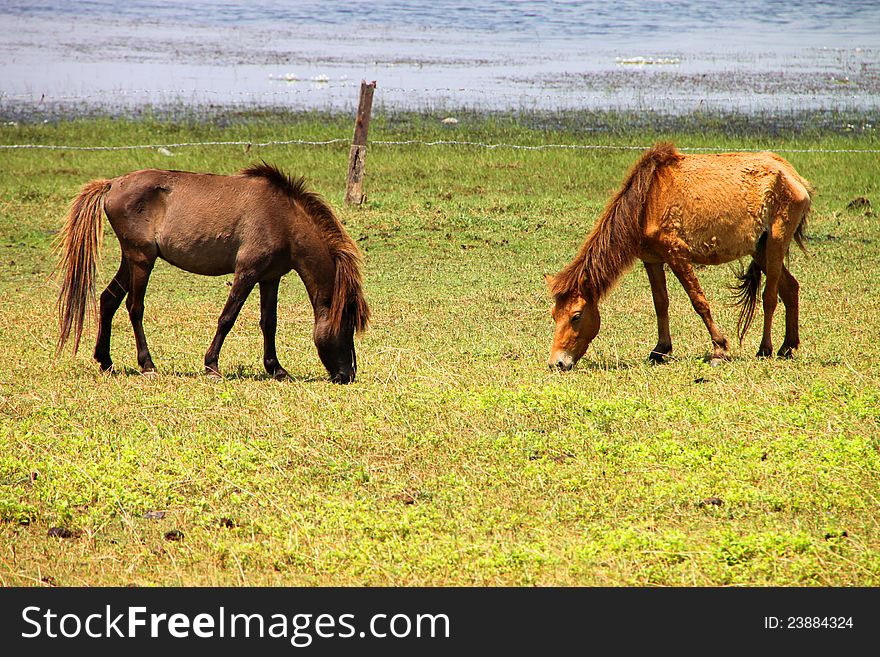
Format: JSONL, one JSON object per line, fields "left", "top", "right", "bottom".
{"left": 0, "top": 111, "right": 878, "bottom": 586}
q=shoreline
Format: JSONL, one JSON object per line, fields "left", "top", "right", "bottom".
{"left": 2, "top": 104, "right": 877, "bottom": 139}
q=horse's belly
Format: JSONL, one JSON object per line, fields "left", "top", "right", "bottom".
{"left": 679, "top": 209, "right": 765, "bottom": 265}
{"left": 156, "top": 231, "right": 238, "bottom": 276}
{"left": 687, "top": 232, "right": 758, "bottom": 265}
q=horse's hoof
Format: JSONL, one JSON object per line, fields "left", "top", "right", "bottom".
{"left": 95, "top": 356, "right": 113, "bottom": 370}
{"left": 272, "top": 369, "right": 290, "bottom": 381}
{"left": 205, "top": 367, "right": 223, "bottom": 380}
{"left": 756, "top": 347, "right": 773, "bottom": 358}
{"left": 648, "top": 351, "right": 670, "bottom": 364}
{"left": 97, "top": 362, "right": 114, "bottom": 374}
{"left": 141, "top": 369, "right": 159, "bottom": 379}
{"left": 709, "top": 357, "right": 724, "bottom": 368}
{"left": 777, "top": 346, "right": 797, "bottom": 359}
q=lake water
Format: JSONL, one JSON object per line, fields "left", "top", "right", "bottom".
{"left": 1, "top": 0, "right": 878, "bottom": 116}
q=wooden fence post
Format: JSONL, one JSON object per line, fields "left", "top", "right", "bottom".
{"left": 344, "top": 80, "right": 376, "bottom": 205}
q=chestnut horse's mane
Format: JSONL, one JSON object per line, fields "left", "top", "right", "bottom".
{"left": 241, "top": 162, "right": 370, "bottom": 334}
{"left": 550, "top": 142, "right": 682, "bottom": 302}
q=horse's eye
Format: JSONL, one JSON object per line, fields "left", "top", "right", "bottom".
{"left": 571, "top": 312, "right": 582, "bottom": 323}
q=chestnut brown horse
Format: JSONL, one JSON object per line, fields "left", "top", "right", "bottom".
{"left": 546, "top": 142, "right": 812, "bottom": 370}
{"left": 56, "top": 163, "right": 370, "bottom": 383}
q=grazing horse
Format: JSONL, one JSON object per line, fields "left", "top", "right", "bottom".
{"left": 56, "top": 163, "right": 370, "bottom": 383}
{"left": 546, "top": 142, "right": 812, "bottom": 370}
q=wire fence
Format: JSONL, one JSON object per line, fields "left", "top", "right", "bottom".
{"left": 1, "top": 138, "right": 878, "bottom": 154}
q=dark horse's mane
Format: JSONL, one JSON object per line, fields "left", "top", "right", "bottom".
{"left": 241, "top": 162, "right": 370, "bottom": 334}
{"left": 550, "top": 142, "right": 682, "bottom": 302}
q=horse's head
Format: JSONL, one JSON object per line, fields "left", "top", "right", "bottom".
{"left": 545, "top": 274, "right": 600, "bottom": 371}
{"left": 314, "top": 315, "right": 357, "bottom": 384}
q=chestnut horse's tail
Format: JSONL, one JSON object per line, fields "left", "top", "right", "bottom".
{"left": 792, "top": 203, "right": 809, "bottom": 254}
{"left": 734, "top": 257, "right": 763, "bottom": 346}
{"left": 55, "top": 178, "right": 111, "bottom": 355}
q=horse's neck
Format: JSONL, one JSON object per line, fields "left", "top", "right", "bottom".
{"left": 295, "top": 251, "right": 337, "bottom": 317}
{"left": 580, "top": 218, "right": 638, "bottom": 300}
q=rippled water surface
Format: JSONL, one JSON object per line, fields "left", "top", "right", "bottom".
{"left": 1, "top": 0, "right": 878, "bottom": 114}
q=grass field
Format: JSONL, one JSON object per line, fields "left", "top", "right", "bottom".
{"left": 0, "top": 111, "right": 878, "bottom": 586}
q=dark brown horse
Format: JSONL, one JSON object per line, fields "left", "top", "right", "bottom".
{"left": 56, "top": 163, "right": 370, "bottom": 383}
{"left": 546, "top": 142, "right": 812, "bottom": 369}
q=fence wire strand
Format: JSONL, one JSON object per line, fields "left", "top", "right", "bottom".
{"left": 0, "top": 138, "right": 350, "bottom": 151}
{"left": 0, "top": 138, "right": 877, "bottom": 154}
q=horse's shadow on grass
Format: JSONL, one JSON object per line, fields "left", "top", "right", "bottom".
{"left": 575, "top": 360, "right": 638, "bottom": 373}
{"left": 574, "top": 352, "right": 779, "bottom": 372}
{"left": 112, "top": 365, "right": 325, "bottom": 384}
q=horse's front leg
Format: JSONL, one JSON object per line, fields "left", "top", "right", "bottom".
{"left": 204, "top": 272, "right": 256, "bottom": 377}
{"left": 259, "top": 278, "right": 289, "bottom": 380}
{"left": 644, "top": 262, "right": 672, "bottom": 363}
{"left": 666, "top": 259, "right": 730, "bottom": 364}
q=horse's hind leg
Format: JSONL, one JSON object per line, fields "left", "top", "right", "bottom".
{"left": 259, "top": 278, "right": 289, "bottom": 380}
{"left": 126, "top": 255, "right": 157, "bottom": 373}
{"left": 204, "top": 272, "right": 256, "bottom": 377}
{"left": 776, "top": 266, "right": 800, "bottom": 358}
{"left": 759, "top": 205, "right": 807, "bottom": 357}
{"left": 756, "top": 238, "right": 784, "bottom": 357}
{"left": 761, "top": 176, "right": 810, "bottom": 358}
{"left": 644, "top": 262, "right": 672, "bottom": 363}
{"left": 93, "top": 256, "right": 130, "bottom": 371}
{"left": 751, "top": 247, "right": 800, "bottom": 358}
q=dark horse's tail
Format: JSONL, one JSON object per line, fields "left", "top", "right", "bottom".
{"left": 734, "top": 218, "right": 809, "bottom": 344}
{"left": 55, "top": 179, "right": 111, "bottom": 355}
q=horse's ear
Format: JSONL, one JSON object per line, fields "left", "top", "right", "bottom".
{"left": 543, "top": 273, "right": 555, "bottom": 288}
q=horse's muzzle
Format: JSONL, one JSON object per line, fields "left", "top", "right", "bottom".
{"left": 548, "top": 353, "right": 575, "bottom": 372}
{"left": 331, "top": 369, "right": 356, "bottom": 384}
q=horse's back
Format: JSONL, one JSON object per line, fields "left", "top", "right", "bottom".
{"left": 105, "top": 168, "right": 240, "bottom": 225}
{"left": 648, "top": 151, "right": 809, "bottom": 264}
{"left": 103, "top": 169, "right": 292, "bottom": 276}
{"left": 670, "top": 151, "right": 810, "bottom": 201}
